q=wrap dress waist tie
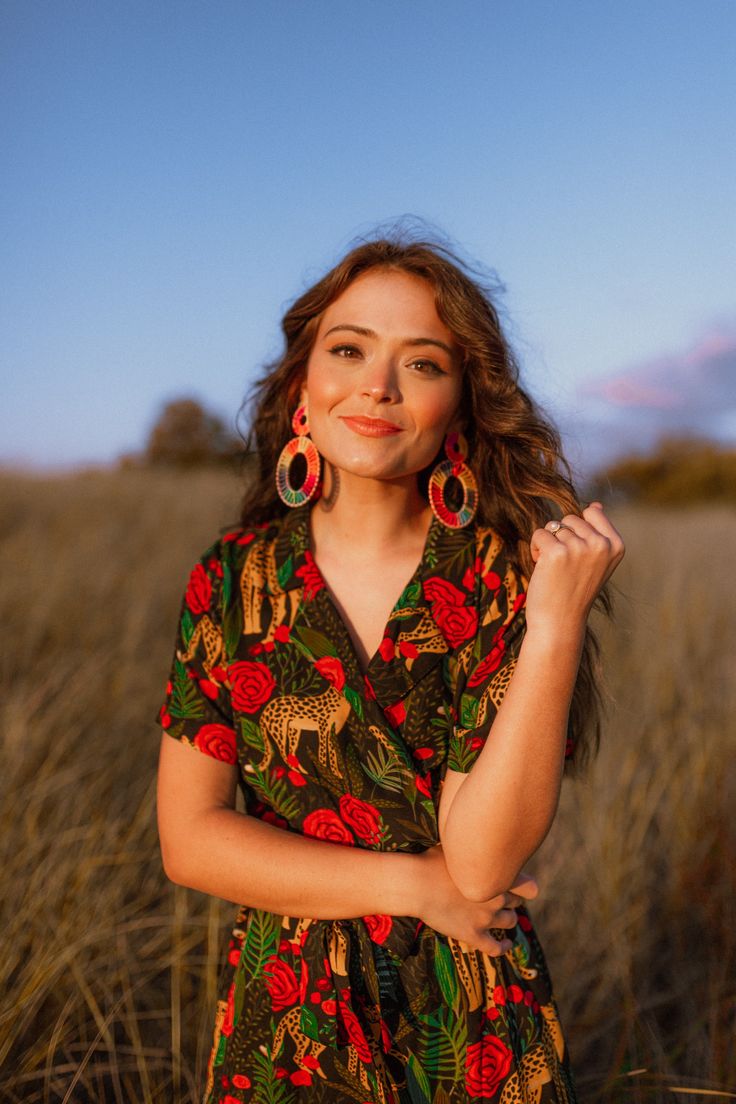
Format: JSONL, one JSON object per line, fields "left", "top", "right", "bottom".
{"left": 293, "top": 916, "right": 425, "bottom": 1055}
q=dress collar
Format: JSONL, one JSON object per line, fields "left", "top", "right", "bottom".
{"left": 270, "top": 505, "right": 479, "bottom": 709}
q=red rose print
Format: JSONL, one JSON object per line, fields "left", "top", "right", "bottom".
{"left": 228, "top": 947, "right": 241, "bottom": 966}
{"left": 296, "top": 551, "right": 325, "bottom": 600}
{"left": 185, "top": 562, "right": 212, "bottom": 614}
{"left": 462, "top": 565, "right": 476, "bottom": 590}
{"left": 232, "top": 1074, "right": 251, "bottom": 1089}
{"left": 414, "top": 747, "right": 434, "bottom": 760}
{"left": 423, "top": 577, "right": 466, "bottom": 606}
{"left": 362, "top": 913, "right": 393, "bottom": 944}
{"left": 302, "top": 809, "right": 355, "bottom": 846}
{"left": 288, "top": 770, "right": 307, "bottom": 787}
{"left": 221, "top": 982, "right": 235, "bottom": 1037}
{"left": 431, "top": 601, "right": 478, "bottom": 647}
{"left": 415, "top": 774, "right": 432, "bottom": 798}
{"left": 507, "top": 984, "right": 524, "bottom": 1003}
{"left": 298, "top": 956, "right": 310, "bottom": 1003}
{"left": 222, "top": 1096, "right": 240, "bottom": 1104}
{"left": 264, "top": 956, "right": 300, "bottom": 1010}
{"left": 207, "top": 557, "right": 223, "bottom": 578}
{"left": 194, "top": 723, "right": 237, "bottom": 763}
{"left": 158, "top": 704, "right": 171, "bottom": 729}
{"left": 339, "top": 795, "right": 382, "bottom": 845}
{"left": 378, "top": 637, "right": 395, "bottom": 662}
{"left": 274, "top": 623, "right": 291, "bottom": 643}
{"left": 262, "top": 809, "right": 289, "bottom": 830}
{"left": 383, "top": 700, "right": 406, "bottom": 728}
{"left": 513, "top": 591, "right": 526, "bottom": 613}
{"left": 467, "top": 642, "right": 504, "bottom": 688}
{"left": 302, "top": 1055, "right": 320, "bottom": 1070}
{"left": 483, "top": 569, "right": 501, "bottom": 590}
{"left": 338, "top": 1003, "right": 372, "bottom": 1063}
{"left": 398, "top": 640, "right": 419, "bottom": 659}
{"left": 314, "top": 656, "right": 346, "bottom": 691}
{"left": 228, "top": 660, "right": 276, "bottom": 712}
{"left": 198, "top": 677, "right": 220, "bottom": 700}
{"left": 464, "top": 1036, "right": 513, "bottom": 1098}
{"left": 290, "top": 1070, "right": 313, "bottom": 1087}
{"left": 492, "top": 984, "right": 506, "bottom": 1005}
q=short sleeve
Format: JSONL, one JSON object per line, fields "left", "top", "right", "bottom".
{"left": 154, "top": 539, "right": 237, "bottom": 764}
{"left": 446, "top": 537, "right": 528, "bottom": 774}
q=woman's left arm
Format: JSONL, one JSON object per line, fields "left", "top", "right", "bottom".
{"left": 439, "top": 503, "right": 625, "bottom": 902}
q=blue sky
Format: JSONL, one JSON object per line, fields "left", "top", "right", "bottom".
{"left": 2, "top": 0, "right": 735, "bottom": 477}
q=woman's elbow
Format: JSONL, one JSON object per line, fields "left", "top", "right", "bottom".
{"left": 158, "top": 830, "right": 191, "bottom": 888}
{"left": 443, "top": 842, "right": 532, "bottom": 902}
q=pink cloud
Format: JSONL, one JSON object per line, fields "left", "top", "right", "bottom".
{"left": 581, "top": 324, "right": 736, "bottom": 413}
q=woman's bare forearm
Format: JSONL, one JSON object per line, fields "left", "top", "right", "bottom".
{"left": 164, "top": 805, "right": 425, "bottom": 919}
{"left": 441, "top": 624, "right": 585, "bottom": 901}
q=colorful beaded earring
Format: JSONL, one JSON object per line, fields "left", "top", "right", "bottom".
{"left": 275, "top": 404, "right": 322, "bottom": 508}
{"left": 428, "top": 430, "right": 478, "bottom": 529}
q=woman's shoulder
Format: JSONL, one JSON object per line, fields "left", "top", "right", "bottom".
{"left": 187, "top": 517, "right": 286, "bottom": 581}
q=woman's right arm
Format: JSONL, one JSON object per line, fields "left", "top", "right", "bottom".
{"left": 157, "top": 734, "right": 534, "bottom": 953}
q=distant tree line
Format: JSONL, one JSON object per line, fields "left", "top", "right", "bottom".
{"left": 589, "top": 434, "right": 736, "bottom": 505}
{"left": 119, "top": 398, "right": 247, "bottom": 470}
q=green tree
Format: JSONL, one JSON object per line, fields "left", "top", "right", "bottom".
{"left": 591, "top": 434, "right": 736, "bottom": 505}
{"left": 143, "top": 397, "right": 241, "bottom": 468}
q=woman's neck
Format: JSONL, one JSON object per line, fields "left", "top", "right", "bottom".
{"left": 308, "top": 470, "right": 432, "bottom": 563}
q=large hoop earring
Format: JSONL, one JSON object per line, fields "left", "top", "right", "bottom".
{"left": 428, "top": 431, "right": 478, "bottom": 529}
{"left": 275, "top": 405, "right": 322, "bottom": 508}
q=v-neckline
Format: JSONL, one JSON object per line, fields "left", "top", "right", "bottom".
{"left": 305, "top": 508, "right": 441, "bottom": 679}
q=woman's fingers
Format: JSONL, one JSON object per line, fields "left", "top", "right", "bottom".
{"left": 485, "top": 933, "right": 514, "bottom": 956}
{"left": 582, "top": 503, "right": 625, "bottom": 560}
{"left": 529, "top": 526, "right": 565, "bottom": 562}
{"left": 509, "top": 872, "right": 539, "bottom": 900}
{"left": 491, "top": 907, "right": 519, "bottom": 929}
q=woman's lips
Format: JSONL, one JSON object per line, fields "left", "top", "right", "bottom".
{"left": 339, "top": 416, "right": 404, "bottom": 437}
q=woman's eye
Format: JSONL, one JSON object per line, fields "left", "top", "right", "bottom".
{"left": 411, "top": 359, "right": 444, "bottom": 375}
{"left": 329, "top": 344, "right": 361, "bottom": 358}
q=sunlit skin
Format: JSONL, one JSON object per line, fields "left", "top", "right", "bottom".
{"left": 301, "top": 267, "right": 465, "bottom": 498}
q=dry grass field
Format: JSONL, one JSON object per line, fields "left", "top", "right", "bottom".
{"left": 0, "top": 468, "right": 734, "bottom": 1103}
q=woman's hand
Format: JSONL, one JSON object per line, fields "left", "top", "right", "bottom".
{"left": 525, "top": 501, "right": 625, "bottom": 636}
{"left": 412, "top": 843, "right": 538, "bottom": 955}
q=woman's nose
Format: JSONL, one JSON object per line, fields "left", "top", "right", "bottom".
{"left": 360, "top": 357, "right": 400, "bottom": 402}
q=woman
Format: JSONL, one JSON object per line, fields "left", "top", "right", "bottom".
{"left": 156, "top": 232, "right": 624, "bottom": 1103}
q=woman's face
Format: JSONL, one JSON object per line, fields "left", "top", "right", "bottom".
{"left": 302, "top": 267, "right": 465, "bottom": 486}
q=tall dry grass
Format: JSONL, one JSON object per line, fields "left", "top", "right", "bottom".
{"left": 0, "top": 469, "right": 733, "bottom": 1102}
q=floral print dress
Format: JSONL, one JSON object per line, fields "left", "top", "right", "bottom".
{"left": 156, "top": 505, "right": 577, "bottom": 1104}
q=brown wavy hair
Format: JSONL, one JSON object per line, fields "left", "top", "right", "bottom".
{"left": 237, "top": 229, "right": 611, "bottom": 771}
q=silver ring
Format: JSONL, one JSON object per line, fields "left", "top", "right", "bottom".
{"left": 547, "top": 520, "right": 573, "bottom": 535}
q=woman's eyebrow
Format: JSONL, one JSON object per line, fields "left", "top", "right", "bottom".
{"left": 323, "top": 324, "right": 454, "bottom": 355}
